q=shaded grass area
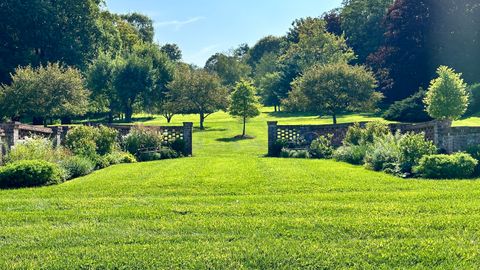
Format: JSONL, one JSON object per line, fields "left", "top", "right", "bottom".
{"left": 1, "top": 108, "right": 480, "bottom": 269}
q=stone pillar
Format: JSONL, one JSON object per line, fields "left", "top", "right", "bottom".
{"left": 50, "top": 126, "right": 64, "bottom": 148}
{"left": 3, "top": 122, "right": 20, "bottom": 149}
{"left": 435, "top": 120, "right": 453, "bottom": 153}
{"left": 183, "top": 122, "right": 193, "bottom": 156}
{"left": 267, "top": 121, "right": 278, "bottom": 156}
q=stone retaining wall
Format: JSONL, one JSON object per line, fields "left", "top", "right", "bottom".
{"left": 267, "top": 120, "right": 480, "bottom": 155}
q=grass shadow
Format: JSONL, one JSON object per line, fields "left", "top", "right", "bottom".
{"left": 216, "top": 135, "right": 255, "bottom": 143}
{"left": 266, "top": 111, "right": 320, "bottom": 118}
{"left": 193, "top": 127, "right": 228, "bottom": 133}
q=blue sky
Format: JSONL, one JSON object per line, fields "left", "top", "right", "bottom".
{"left": 105, "top": 0, "right": 342, "bottom": 66}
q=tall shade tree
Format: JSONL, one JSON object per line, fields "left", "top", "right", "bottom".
{"left": 247, "top": 36, "right": 283, "bottom": 68}
{"left": 113, "top": 55, "right": 155, "bottom": 122}
{"left": 0, "top": 63, "right": 90, "bottom": 125}
{"left": 369, "top": 0, "right": 480, "bottom": 104}
{"left": 86, "top": 53, "right": 120, "bottom": 122}
{"left": 120, "top": 13, "right": 155, "bottom": 43}
{"left": 276, "top": 17, "right": 355, "bottom": 106}
{"left": 424, "top": 66, "right": 469, "bottom": 121}
{"left": 161, "top": 44, "right": 183, "bottom": 62}
{"left": 282, "top": 18, "right": 354, "bottom": 72}
{"left": 287, "top": 63, "right": 381, "bottom": 124}
{"left": 340, "top": 0, "right": 394, "bottom": 63}
{"left": 204, "top": 53, "right": 251, "bottom": 87}
{"left": 168, "top": 67, "right": 229, "bottom": 130}
{"left": 0, "top": 0, "right": 103, "bottom": 85}
{"left": 229, "top": 80, "right": 261, "bottom": 137}
{"left": 258, "top": 72, "right": 283, "bottom": 112}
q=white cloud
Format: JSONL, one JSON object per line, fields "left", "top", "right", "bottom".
{"left": 155, "top": 17, "right": 205, "bottom": 31}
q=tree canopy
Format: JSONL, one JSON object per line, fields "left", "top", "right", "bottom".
{"left": 287, "top": 63, "right": 381, "bottom": 124}
{"left": 424, "top": 66, "right": 469, "bottom": 120}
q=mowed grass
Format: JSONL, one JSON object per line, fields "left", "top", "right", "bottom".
{"left": 1, "top": 109, "right": 480, "bottom": 269}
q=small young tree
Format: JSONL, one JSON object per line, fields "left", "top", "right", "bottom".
{"left": 229, "top": 80, "right": 260, "bottom": 137}
{"left": 287, "top": 63, "right": 381, "bottom": 124}
{"left": 424, "top": 66, "right": 469, "bottom": 120}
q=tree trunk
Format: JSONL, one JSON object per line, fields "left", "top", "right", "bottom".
{"left": 33, "top": 117, "right": 44, "bottom": 125}
{"left": 274, "top": 106, "right": 277, "bottom": 112}
{"left": 61, "top": 117, "right": 72, "bottom": 125}
{"left": 242, "top": 116, "right": 246, "bottom": 137}
{"left": 199, "top": 112, "right": 205, "bottom": 130}
{"left": 332, "top": 113, "right": 337, "bottom": 125}
{"left": 125, "top": 106, "right": 133, "bottom": 123}
{"left": 108, "top": 112, "right": 114, "bottom": 123}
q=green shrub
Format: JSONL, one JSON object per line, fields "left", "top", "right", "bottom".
{"left": 309, "top": 135, "right": 334, "bottom": 159}
{"left": 333, "top": 144, "right": 368, "bottom": 165}
{"left": 362, "top": 121, "right": 390, "bottom": 144}
{"left": 383, "top": 89, "right": 432, "bottom": 122}
{"left": 5, "top": 137, "right": 71, "bottom": 164}
{"left": 343, "top": 121, "right": 389, "bottom": 146}
{"left": 398, "top": 133, "right": 437, "bottom": 173}
{"left": 414, "top": 153, "right": 477, "bottom": 179}
{"left": 65, "top": 125, "right": 119, "bottom": 158}
{"left": 96, "top": 126, "right": 119, "bottom": 156}
{"left": 65, "top": 126, "right": 98, "bottom": 159}
{"left": 270, "top": 139, "right": 288, "bottom": 157}
{"left": 104, "top": 151, "right": 137, "bottom": 165}
{"left": 344, "top": 123, "right": 364, "bottom": 145}
{"left": 466, "top": 144, "right": 480, "bottom": 176}
{"left": 280, "top": 148, "right": 310, "bottom": 159}
{"left": 364, "top": 133, "right": 401, "bottom": 172}
{"left": 137, "top": 148, "right": 179, "bottom": 162}
{"left": 94, "top": 155, "right": 111, "bottom": 169}
{"left": 0, "top": 160, "right": 63, "bottom": 188}
{"left": 60, "top": 156, "right": 95, "bottom": 179}
{"left": 123, "top": 127, "right": 163, "bottom": 155}
{"left": 168, "top": 139, "right": 186, "bottom": 156}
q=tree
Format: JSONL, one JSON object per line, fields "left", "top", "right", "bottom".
{"left": 113, "top": 55, "right": 155, "bottom": 122}
{"left": 287, "top": 63, "right": 381, "bottom": 124}
{"left": 367, "top": 0, "right": 430, "bottom": 103}
{"left": 205, "top": 53, "right": 251, "bottom": 87}
{"left": 229, "top": 80, "right": 260, "bottom": 137}
{"left": 276, "top": 17, "right": 355, "bottom": 105}
{"left": 258, "top": 72, "right": 283, "bottom": 111}
{"left": 0, "top": 0, "right": 103, "bottom": 85}
{"left": 282, "top": 18, "right": 354, "bottom": 72}
{"left": 120, "top": 13, "right": 154, "bottom": 43}
{"left": 86, "top": 53, "right": 121, "bottom": 122}
{"left": 340, "top": 0, "right": 394, "bottom": 63}
{"left": 247, "top": 36, "right": 283, "bottom": 68}
{"left": 0, "top": 63, "right": 90, "bottom": 125}
{"left": 161, "top": 44, "right": 182, "bottom": 62}
{"left": 168, "top": 66, "right": 228, "bottom": 130}
{"left": 368, "top": 0, "right": 480, "bottom": 104}
{"left": 424, "top": 66, "right": 469, "bottom": 120}
{"left": 322, "top": 9, "right": 343, "bottom": 36}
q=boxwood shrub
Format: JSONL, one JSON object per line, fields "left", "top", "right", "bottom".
{"left": 414, "top": 153, "right": 478, "bottom": 179}
{"left": 0, "top": 160, "right": 63, "bottom": 188}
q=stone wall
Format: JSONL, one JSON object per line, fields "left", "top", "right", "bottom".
{"left": 60, "top": 123, "right": 194, "bottom": 156}
{"left": 0, "top": 122, "right": 194, "bottom": 157}
{"left": 267, "top": 120, "right": 480, "bottom": 155}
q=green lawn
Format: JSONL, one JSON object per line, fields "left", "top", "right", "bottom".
{"left": 2, "top": 109, "right": 480, "bottom": 269}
